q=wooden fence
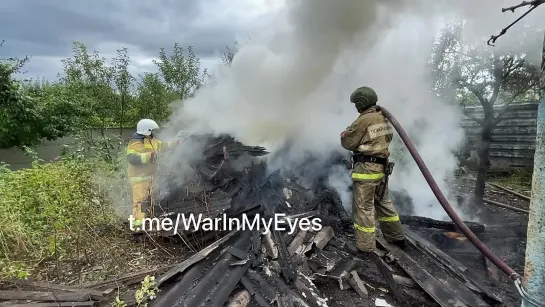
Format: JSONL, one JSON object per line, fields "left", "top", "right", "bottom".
{"left": 461, "top": 102, "right": 538, "bottom": 170}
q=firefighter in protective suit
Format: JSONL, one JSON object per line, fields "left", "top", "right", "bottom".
{"left": 126, "top": 119, "right": 176, "bottom": 231}
{"left": 340, "top": 86, "right": 405, "bottom": 253}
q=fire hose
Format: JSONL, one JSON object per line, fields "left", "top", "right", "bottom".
{"left": 379, "top": 107, "right": 542, "bottom": 306}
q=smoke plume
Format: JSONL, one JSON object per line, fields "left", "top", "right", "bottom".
{"left": 158, "top": 0, "right": 545, "bottom": 220}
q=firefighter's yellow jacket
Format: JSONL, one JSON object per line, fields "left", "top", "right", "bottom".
{"left": 126, "top": 133, "right": 174, "bottom": 183}
{"left": 340, "top": 106, "right": 394, "bottom": 181}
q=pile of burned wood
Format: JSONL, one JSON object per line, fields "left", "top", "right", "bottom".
{"left": 145, "top": 134, "right": 510, "bottom": 307}
{"left": 0, "top": 134, "right": 518, "bottom": 306}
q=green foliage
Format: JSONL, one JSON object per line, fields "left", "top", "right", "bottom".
{"left": 221, "top": 41, "right": 238, "bottom": 67}
{"left": 2, "top": 39, "right": 213, "bottom": 150}
{"left": 0, "top": 42, "right": 86, "bottom": 149}
{"left": 0, "top": 155, "right": 121, "bottom": 281}
{"left": 112, "top": 275, "right": 158, "bottom": 307}
{"left": 429, "top": 22, "right": 540, "bottom": 109}
{"left": 135, "top": 275, "right": 159, "bottom": 306}
{"left": 429, "top": 22, "right": 540, "bottom": 202}
{"left": 0, "top": 38, "right": 215, "bottom": 284}
{"left": 0, "top": 61, "right": 78, "bottom": 149}
{"left": 60, "top": 42, "right": 124, "bottom": 130}
{"left": 490, "top": 169, "right": 532, "bottom": 193}
{"left": 133, "top": 72, "right": 178, "bottom": 122}
{"left": 154, "top": 43, "right": 209, "bottom": 99}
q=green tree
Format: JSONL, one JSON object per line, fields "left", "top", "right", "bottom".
{"left": 220, "top": 41, "right": 238, "bottom": 67}
{"left": 154, "top": 43, "right": 209, "bottom": 99}
{"left": 0, "top": 41, "right": 82, "bottom": 149}
{"left": 112, "top": 47, "right": 135, "bottom": 131}
{"left": 59, "top": 42, "right": 118, "bottom": 134}
{"left": 134, "top": 72, "right": 178, "bottom": 122}
{"left": 430, "top": 22, "right": 540, "bottom": 204}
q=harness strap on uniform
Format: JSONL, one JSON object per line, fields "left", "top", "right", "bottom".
{"left": 352, "top": 154, "right": 388, "bottom": 165}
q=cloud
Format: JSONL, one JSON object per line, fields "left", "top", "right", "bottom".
{"left": 0, "top": 0, "right": 280, "bottom": 79}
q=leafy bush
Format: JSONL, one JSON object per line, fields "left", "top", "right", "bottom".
{"left": 0, "top": 156, "right": 123, "bottom": 281}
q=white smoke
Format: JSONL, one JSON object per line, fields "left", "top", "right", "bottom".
{"left": 158, "top": 0, "right": 545, "bottom": 220}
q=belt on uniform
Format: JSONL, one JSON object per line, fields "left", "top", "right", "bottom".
{"left": 352, "top": 154, "right": 387, "bottom": 165}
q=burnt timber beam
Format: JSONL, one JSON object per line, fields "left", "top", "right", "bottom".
{"left": 149, "top": 260, "right": 208, "bottom": 306}
{"left": 404, "top": 228, "right": 503, "bottom": 304}
{"left": 399, "top": 215, "right": 485, "bottom": 234}
{"left": 155, "top": 230, "right": 239, "bottom": 287}
{"left": 205, "top": 261, "right": 252, "bottom": 306}
{"left": 244, "top": 269, "right": 281, "bottom": 303}
{"left": 271, "top": 228, "right": 296, "bottom": 283}
{"left": 345, "top": 242, "right": 404, "bottom": 302}
{"left": 376, "top": 236, "right": 474, "bottom": 307}
{"left": 2, "top": 302, "right": 98, "bottom": 307}
{"left": 175, "top": 231, "right": 252, "bottom": 307}
{"left": 369, "top": 252, "right": 404, "bottom": 303}
{"left": 0, "top": 290, "right": 98, "bottom": 302}
{"left": 239, "top": 275, "right": 272, "bottom": 307}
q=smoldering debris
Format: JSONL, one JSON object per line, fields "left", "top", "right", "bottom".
{"left": 132, "top": 135, "right": 521, "bottom": 307}
{"left": 0, "top": 135, "right": 525, "bottom": 306}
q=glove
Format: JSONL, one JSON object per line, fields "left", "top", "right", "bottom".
{"left": 149, "top": 151, "right": 157, "bottom": 164}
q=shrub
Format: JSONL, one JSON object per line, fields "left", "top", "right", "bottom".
{"left": 0, "top": 157, "right": 123, "bottom": 280}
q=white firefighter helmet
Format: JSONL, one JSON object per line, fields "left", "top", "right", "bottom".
{"left": 136, "top": 119, "right": 159, "bottom": 136}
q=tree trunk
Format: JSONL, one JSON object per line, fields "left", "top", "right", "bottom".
{"left": 474, "top": 118, "right": 493, "bottom": 204}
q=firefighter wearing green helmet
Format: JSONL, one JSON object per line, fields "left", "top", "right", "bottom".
{"left": 340, "top": 86, "right": 405, "bottom": 254}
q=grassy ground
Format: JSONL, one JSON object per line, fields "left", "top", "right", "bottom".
{"left": 488, "top": 169, "right": 532, "bottom": 196}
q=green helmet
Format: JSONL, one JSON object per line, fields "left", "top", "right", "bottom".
{"left": 350, "top": 86, "right": 378, "bottom": 111}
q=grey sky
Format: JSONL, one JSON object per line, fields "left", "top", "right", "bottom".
{"left": 0, "top": 0, "right": 280, "bottom": 80}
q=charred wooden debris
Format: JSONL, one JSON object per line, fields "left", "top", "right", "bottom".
{"left": 143, "top": 135, "right": 510, "bottom": 307}
{"left": 0, "top": 134, "right": 515, "bottom": 307}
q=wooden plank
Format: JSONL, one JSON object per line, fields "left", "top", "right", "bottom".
{"left": 465, "top": 126, "right": 537, "bottom": 135}
{"left": 404, "top": 229, "right": 503, "bottom": 304}
{"left": 461, "top": 118, "right": 537, "bottom": 128}
{"left": 462, "top": 102, "right": 538, "bottom": 112}
{"left": 404, "top": 229, "right": 469, "bottom": 275}
{"left": 369, "top": 253, "right": 404, "bottom": 303}
{"left": 489, "top": 144, "right": 535, "bottom": 151}
{"left": 465, "top": 135, "right": 536, "bottom": 143}
{"left": 0, "top": 302, "right": 97, "bottom": 307}
{"left": 462, "top": 111, "right": 537, "bottom": 120}
{"left": 399, "top": 216, "right": 485, "bottom": 234}
{"left": 287, "top": 230, "right": 307, "bottom": 256}
{"left": 10, "top": 280, "right": 80, "bottom": 292}
{"left": 155, "top": 230, "right": 239, "bottom": 287}
{"left": 10, "top": 281, "right": 106, "bottom": 300}
{"left": 0, "top": 291, "right": 93, "bottom": 302}
{"left": 375, "top": 237, "right": 469, "bottom": 307}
